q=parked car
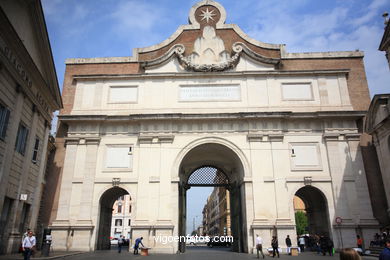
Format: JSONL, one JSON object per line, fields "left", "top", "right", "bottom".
{"left": 207, "top": 237, "right": 232, "bottom": 248}
{"left": 110, "top": 238, "right": 118, "bottom": 245}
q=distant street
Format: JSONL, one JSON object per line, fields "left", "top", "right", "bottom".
{"left": 62, "top": 246, "right": 378, "bottom": 260}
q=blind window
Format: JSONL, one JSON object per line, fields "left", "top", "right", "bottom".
{"left": 105, "top": 147, "right": 132, "bottom": 168}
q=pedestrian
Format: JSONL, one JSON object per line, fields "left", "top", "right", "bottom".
{"left": 299, "top": 236, "right": 305, "bottom": 252}
{"left": 285, "top": 235, "right": 292, "bottom": 255}
{"left": 339, "top": 248, "right": 361, "bottom": 260}
{"left": 356, "top": 235, "right": 363, "bottom": 249}
{"left": 379, "top": 238, "right": 390, "bottom": 260}
{"left": 320, "top": 235, "right": 328, "bottom": 256}
{"left": 314, "top": 234, "right": 321, "bottom": 254}
{"left": 255, "top": 234, "right": 265, "bottom": 259}
{"left": 118, "top": 235, "right": 124, "bottom": 253}
{"left": 22, "top": 231, "right": 36, "bottom": 260}
{"left": 133, "top": 237, "right": 144, "bottom": 255}
{"left": 271, "top": 236, "right": 279, "bottom": 258}
{"left": 327, "top": 237, "right": 334, "bottom": 256}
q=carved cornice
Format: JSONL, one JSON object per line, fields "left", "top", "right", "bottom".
{"left": 141, "top": 42, "right": 280, "bottom": 72}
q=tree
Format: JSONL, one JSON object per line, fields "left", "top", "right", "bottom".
{"left": 295, "top": 211, "right": 308, "bottom": 235}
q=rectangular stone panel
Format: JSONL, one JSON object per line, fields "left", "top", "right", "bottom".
{"left": 105, "top": 146, "right": 132, "bottom": 168}
{"left": 179, "top": 84, "right": 240, "bottom": 102}
{"left": 290, "top": 142, "right": 322, "bottom": 171}
{"left": 108, "top": 86, "right": 138, "bottom": 103}
{"left": 281, "top": 83, "right": 313, "bottom": 100}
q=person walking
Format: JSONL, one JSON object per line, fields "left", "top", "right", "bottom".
{"left": 22, "top": 231, "right": 36, "bottom": 260}
{"left": 379, "top": 239, "right": 390, "bottom": 260}
{"left": 255, "top": 234, "right": 265, "bottom": 259}
{"left": 285, "top": 235, "right": 292, "bottom": 255}
{"left": 327, "top": 237, "right": 334, "bottom": 256}
{"left": 339, "top": 248, "right": 361, "bottom": 260}
{"left": 271, "top": 236, "right": 279, "bottom": 258}
{"left": 298, "top": 236, "right": 305, "bottom": 252}
{"left": 133, "top": 237, "right": 144, "bottom": 255}
{"left": 118, "top": 235, "right": 124, "bottom": 253}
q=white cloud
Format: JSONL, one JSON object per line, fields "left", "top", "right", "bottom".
{"left": 244, "top": 0, "right": 390, "bottom": 96}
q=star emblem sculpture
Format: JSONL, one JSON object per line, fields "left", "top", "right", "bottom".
{"left": 200, "top": 8, "right": 216, "bottom": 23}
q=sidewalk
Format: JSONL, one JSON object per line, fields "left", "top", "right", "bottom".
{"left": 0, "top": 251, "right": 86, "bottom": 260}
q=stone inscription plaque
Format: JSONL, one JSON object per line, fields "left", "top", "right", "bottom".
{"left": 179, "top": 84, "right": 240, "bottom": 101}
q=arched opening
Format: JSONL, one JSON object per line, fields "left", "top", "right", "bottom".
{"left": 96, "top": 187, "right": 129, "bottom": 250}
{"left": 178, "top": 143, "right": 247, "bottom": 253}
{"left": 294, "top": 186, "right": 331, "bottom": 238}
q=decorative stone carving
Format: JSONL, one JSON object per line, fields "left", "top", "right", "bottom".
{"left": 142, "top": 40, "right": 280, "bottom": 72}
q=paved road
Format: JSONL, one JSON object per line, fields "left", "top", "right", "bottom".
{"left": 62, "top": 246, "right": 378, "bottom": 260}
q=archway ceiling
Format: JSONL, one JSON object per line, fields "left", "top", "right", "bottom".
{"left": 180, "top": 143, "right": 244, "bottom": 182}
{"left": 100, "top": 187, "right": 129, "bottom": 208}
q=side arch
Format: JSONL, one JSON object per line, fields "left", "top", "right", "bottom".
{"left": 290, "top": 184, "right": 333, "bottom": 238}
{"left": 95, "top": 186, "right": 132, "bottom": 250}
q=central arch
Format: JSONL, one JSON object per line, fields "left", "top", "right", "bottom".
{"left": 96, "top": 186, "right": 129, "bottom": 250}
{"left": 178, "top": 142, "right": 247, "bottom": 253}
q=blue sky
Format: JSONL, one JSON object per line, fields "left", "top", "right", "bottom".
{"left": 42, "top": 0, "right": 390, "bottom": 95}
{"left": 41, "top": 0, "right": 390, "bottom": 233}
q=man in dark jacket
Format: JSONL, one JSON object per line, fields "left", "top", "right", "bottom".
{"left": 285, "top": 235, "right": 292, "bottom": 255}
{"left": 271, "top": 236, "right": 279, "bottom": 258}
{"left": 379, "top": 239, "right": 390, "bottom": 260}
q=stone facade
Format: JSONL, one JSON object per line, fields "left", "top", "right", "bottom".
{"left": 379, "top": 14, "right": 390, "bottom": 69}
{"left": 0, "top": 0, "right": 62, "bottom": 254}
{"left": 49, "top": 0, "right": 378, "bottom": 254}
{"left": 363, "top": 94, "right": 390, "bottom": 229}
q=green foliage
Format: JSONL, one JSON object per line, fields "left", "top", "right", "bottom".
{"left": 295, "top": 211, "right": 308, "bottom": 235}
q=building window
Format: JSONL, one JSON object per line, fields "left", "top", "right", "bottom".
{"left": 115, "top": 219, "right": 122, "bottom": 226}
{"left": 15, "top": 124, "right": 29, "bottom": 155}
{"left": 117, "top": 205, "right": 122, "bottom": 213}
{"left": 19, "top": 203, "right": 30, "bottom": 233}
{"left": 128, "top": 219, "right": 131, "bottom": 226}
{"left": 32, "top": 137, "right": 40, "bottom": 164}
{"left": 0, "top": 104, "right": 10, "bottom": 140}
{"left": 129, "top": 205, "right": 132, "bottom": 213}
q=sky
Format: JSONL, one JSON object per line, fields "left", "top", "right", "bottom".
{"left": 41, "top": 0, "right": 390, "bottom": 233}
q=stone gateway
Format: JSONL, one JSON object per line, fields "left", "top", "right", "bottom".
{"left": 49, "top": 0, "right": 378, "bottom": 254}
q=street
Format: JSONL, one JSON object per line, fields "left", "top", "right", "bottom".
{"left": 61, "top": 247, "right": 378, "bottom": 260}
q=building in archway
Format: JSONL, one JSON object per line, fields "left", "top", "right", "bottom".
{"left": 110, "top": 195, "right": 132, "bottom": 239}
{"left": 202, "top": 187, "right": 231, "bottom": 237}
{"left": 49, "top": 0, "right": 379, "bottom": 254}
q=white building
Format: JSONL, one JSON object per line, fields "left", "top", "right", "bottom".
{"left": 110, "top": 195, "right": 132, "bottom": 239}
{"left": 49, "top": 0, "right": 378, "bottom": 254}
